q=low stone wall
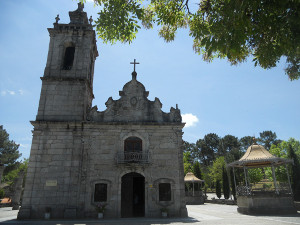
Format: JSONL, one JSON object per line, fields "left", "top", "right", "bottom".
{"left": 186, "top": 196, "right": 204, "bottom": 205}
{"left": 0, "top": 203, "right": 12, "bottom": 208}
{"left": 237, "top": 195, "right": 297, "bottom": 215}
{"left": 294, "top": 201, "right": 300, "bottom": 211}
{"left": 205, "top": 199, "right": 236, "bottom": 205}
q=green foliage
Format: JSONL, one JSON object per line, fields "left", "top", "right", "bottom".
{"left": 192, "top": 161, "right": 202, "bottom": 180}
{"left": 257, "top": 131, "right": 281, "bottom": 150}
{"left": 215, "top": 180, "right": 221, "bottom": 199}
{"left": 239, "top": 136, "right": 253, "bottom": 152}
{"left": 0, "top": 126, "right": 21, "bottom": 167}
{"left": 0, "top": 188, "right": 5, "bottom": 199}
{"left": 266, "top": 138, "right": 300, "bottom": 183}
{"left": 222, "top": 166, "right": 230, "bottom": 199}
{"left": 203, "top": 168, "right": 212, "bottom": 190}
{"left": 196, "top": 133, "right": 220, "bottom": 166}
{"left": 2, "top": 158, "right": 28, "bottom": 184}
{"left": 248, "top": 168, "right": 263, "bottom": 184}
{"left": 184, "top": 133, "right": 299, "bottom": 198}
{"left": 287, "top": 144, "right": 300, "bottom": 201}
{"left": 210, "top": 156, "right": 225, "bottom": 182}
{"left": 183, "top": 151, "right": 192, "bottom": 175}
{"left": 183, "top": 141, "right": 197, "bottom": 160}
{"left": 82, "top": 0, "right": 300, "bottom": 80}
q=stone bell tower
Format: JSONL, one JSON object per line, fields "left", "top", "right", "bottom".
{"left": 36, "top": 3, "right": 98, "bottom": 121}
{"left": 18, "top": 4, "right": 98, "bottom": 219}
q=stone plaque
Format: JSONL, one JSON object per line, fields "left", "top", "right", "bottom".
{"left": 46, "top": 180, "right": 57, "bottom": 187}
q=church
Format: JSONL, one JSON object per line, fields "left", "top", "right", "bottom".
{"left": 18, "top": 3, "right": 187, "bottom": 219}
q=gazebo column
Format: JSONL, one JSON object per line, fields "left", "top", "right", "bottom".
{"left": 271, "top": 165, "right": 279, "bottom": 194}
{"left": 285, "top": 164, "right": 293, "bottom": 194}
{"left": 246, "top": 168, "right": 251, "bottom": 189}
{"left": 243, "top": 166, "right": 249, "bottom": 194}
{"left": 192, "top": 181, "right": 194, "bottom": 197}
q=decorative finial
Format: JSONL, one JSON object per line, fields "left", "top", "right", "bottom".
{"left": 252, "top": 137, "right": 257, "bottom": 145}
{"left": 130, "top": 59, "right": 140, "bottom": 80}
{"left": 77, "top": 2, "right": 84, "bottom": 11}
{"left": 89, "top": 16, "right": 93, "bottom": 25}
{"left": 55, "top": 14, "right": 60, "bottom": 24}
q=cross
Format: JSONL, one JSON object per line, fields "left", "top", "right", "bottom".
{"left": 130, "top": 59, "right": 140, "bottom": 72}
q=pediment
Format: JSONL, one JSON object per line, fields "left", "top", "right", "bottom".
{"left": 87, "top": 74, "right": 181, "bottom": 123}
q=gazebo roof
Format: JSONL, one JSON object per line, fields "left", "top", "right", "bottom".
{"left": 228, "top": 143, "right": 293, "bottom": 168}
{"left": 184, "top": 172, "right": 204, "bottom": 183}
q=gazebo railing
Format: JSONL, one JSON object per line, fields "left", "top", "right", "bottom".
{"left": 237, "top": 183, "right": 292, "bottom": 196}
{"left": 237, "top": 186, "right": 252, "bottom": 196}
{"left": 116, "top": 152, "right": 150, "bottom": 164}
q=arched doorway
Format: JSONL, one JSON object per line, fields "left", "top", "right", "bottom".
{"left": 121, "top": 172, "right": 145, "bottom": 217}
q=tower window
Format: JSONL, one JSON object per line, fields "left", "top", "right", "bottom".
{"left": 159, "top": 183, "right": 171, "bottom": 201}
{"left": 94, "top": 183, "right": 107, "bottom": 202}
{"left": 63, "top": 47, "right": 75, "bottom": 70}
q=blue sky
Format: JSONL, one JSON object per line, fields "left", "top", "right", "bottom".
{"left": 1, "top": 0, "right": 300, "bottom": 160}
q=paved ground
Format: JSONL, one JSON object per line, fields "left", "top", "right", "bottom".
{"left": 0, "top": 204, "right": 299, "bottom": 225}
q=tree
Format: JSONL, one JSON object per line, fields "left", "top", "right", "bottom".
{"left": 221, "top": 135, "right": 241, "bottom": 163}
{"left": 0, "top": 126, "right": 22, "bottom": 175}
{"left": 192, "top": 161, "right": 202, "bottom": 180}
{"left": 222, "top": 166, "right": 230, "bottom": 199}
{"left": 2, "top": 158, "right": 28, "bottom": 184}
{"left": 81, "top": 0, "right": 300, "bottom": 80}
{"left": 183, "top": 151, "right": 192, "bottom": 175}
{"left": 216, "top": 180, "right": 221, "bottom": 199}
{"left": 287, "top": 144, "right": 300, "bottom": 201}
{"left": 183, "top": 141, "right": 197, "bottom": 160}
{"left": 248, "top": 168, "right": 263, "bottom": 184}
{"left": 209, "top": 156, "right": 225, "bottom": 183}
{"left": 230, "top": 169, "right": 236, "bottom": 200}
{"left": 258, "top": 131, "right": 281, "bottom": 150}
{"left": 267, "top": 138, "right": 300, "bottom": 183}
{"left": 240, "top": 136, "right": 254, "bottom": 152}
{"left": 196, "top": 133, "right": 220, "bottom": 166}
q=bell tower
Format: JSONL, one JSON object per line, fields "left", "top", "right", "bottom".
{"left": 36, "top": 3, "right": 98, "bottom": 121}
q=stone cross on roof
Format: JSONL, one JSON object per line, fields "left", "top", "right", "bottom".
{"left": 130, "top": 59, "right": 139, "bottom": 72}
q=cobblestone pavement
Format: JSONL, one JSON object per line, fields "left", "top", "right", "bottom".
{"left": 0, "top": 204, "right": 299, "bottom": 225}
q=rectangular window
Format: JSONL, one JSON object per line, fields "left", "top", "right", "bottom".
{"left": 159, "top": 183, "right": 171, "bottom": 201}
{"left": 94, "top": 183, "right": 107, "bottom": 202}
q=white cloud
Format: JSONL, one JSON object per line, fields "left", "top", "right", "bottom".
{"left": 182, "top": 113, "right": 199, "bottom": 128}
{"left": 8, "top": 90, "right": 15, "bottom": 95}
{"left": 19, "top": 143, "right": 30, "bottom": 148}
{"left": 0, "top": 89, "right": 26, "bottom": 96}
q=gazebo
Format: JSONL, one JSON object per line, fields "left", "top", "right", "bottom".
{"left": 228, "top": 140, "right": 296, "bottom": 214}
{"left": 184, "top": 172, "right": 205, "bottom": 204}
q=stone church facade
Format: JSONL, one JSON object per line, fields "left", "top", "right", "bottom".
{"left": 18, "top": 4, "right": 187, "bottom": 219}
